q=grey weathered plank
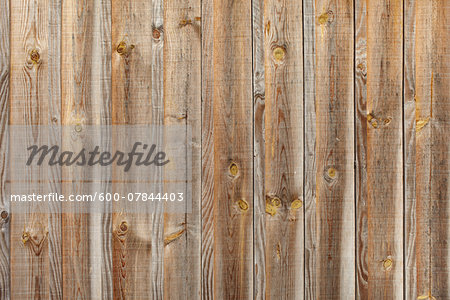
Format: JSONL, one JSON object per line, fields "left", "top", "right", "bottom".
{"left": 0, "top": 0, "right": 9, "bottom": 297}
{"left": 355, "top": 0, "right": 368, "bottom": 298}
{"left": 403, "top": 0, "right": 417, "bottom": 298}
{"left": 163, "top": 0, "right": 201, "bottom": 298}
{"left": 111, "top": 0, "right": 154, "bottom": 298}
{"left": 201, "top": 0, "right": 215, "bottom": 297}
{"left": 303, "top": 0, "right": 317, "bottom": 298}
{"left": 365, "top": 0, "right": 404, "bottom": 298}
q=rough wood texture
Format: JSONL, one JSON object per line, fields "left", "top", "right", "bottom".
{"left": 314, "top": 0, "right": 355, "bottom": 298}
{"left": 365, "top": 0, "right": 404, "bottom": 298}
{"left": 163, "top": 0, "right": 201, "bottom": 298}
{"left": 3, "top": 0, "right": 450, "bottom": 298}
{"left": 0, "top": 0, "right": 9, "bottom": 297}
{"left": 10, "top": 0, "right": 50, "bottom": 298}
{"left": 111, "top": 0, "right": 154, "bottom": 298}
{"left": 211, "top": 0, "right": 253, "bottom": 297}
{"left": 355, "top": 0, "right": 368, "bottom": 298}
{"left": 259, "top": 0, "right": 304, "bottom": 298}
{"left": 412, "top": 1, "right": 450, "bottom": 298}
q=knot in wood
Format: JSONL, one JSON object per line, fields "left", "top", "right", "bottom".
{"left": 229, "top": 162, "right": 238, "bottom": 176}
{"left": 273, "top": 46, "right": 286, "bottom": 62}
{"left": 30, "top": 49, "right": 40, "bottom": 64}
{"left": 237, "top": 199, "right": 249, "bottom": 212}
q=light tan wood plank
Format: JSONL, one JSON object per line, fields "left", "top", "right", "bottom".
{"left": 314, "top": 0, "right": 355, "bottom": 297}
{"left": 260, "top": 0, "right": 304, "bottom": 298}
{"left": 10, "top": 0, "right": 50, "bottom": 298}
{"left": 365, "top": 0, "right": 403, "bottom": 298}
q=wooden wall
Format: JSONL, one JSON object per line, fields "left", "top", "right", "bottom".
{"left": 0, "top": 0, "right": 449, "bottom": 298}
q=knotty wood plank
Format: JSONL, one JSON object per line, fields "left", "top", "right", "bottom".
{"left": 0, "top": 0, "right": 9, "bottom": 297}
{"left": 365, "top": 0, "right": 403, "bottom": 298}
{"left": 313, "top": 0, "right": 355, "bottom": 298}
{"left": 303, "top": 0, "right": 318, "bottom": 298}
{"left": 111, "top": 0, "right": 154, "bottom": 298}
{"left": 48, "top": 0, "right": 62, "bottom": 298}
{"left": 355, "top": 0, "right": 368, "bottom": 298}
{"left": 163, "top": 0, "right": 201, "bottom": 298}
{"left": 252, "top": 0, "right": 265, "bottom": 296}
{"left": 403, "top": 0, "right": 417, "bottom": 298}
{"left": 89, "top": 0, "right": 112, "bottom": 298}
{"left": 259, "top": 0, "right": 304, "bottom": 298}
{"left": 201, "top": 0, "right": 215, "bottom": 297}
{"left": 210, "top": 0, "right": 253, "bottom": 297}
{"left": 61, "top": 0, "right": 92, "bottom": 297}
{"left": 412, "top": 1, "right": 450, "bottom": 298}
{"left": 10, "top": 0, "right": 50, "bottom": 298}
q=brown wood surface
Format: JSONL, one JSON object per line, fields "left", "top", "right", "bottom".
{"left": 2, "top": 0, "right": 450, "bottom": 299}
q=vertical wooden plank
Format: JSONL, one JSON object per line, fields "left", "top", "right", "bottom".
{"left": 61, "top": 0, "right": 96, "bottom": 297}
{"left": 365, "top": 0, "right": 403, "bottom": 298}
{"left": 111, "top": 0, "right": 154, "bottom": 298}
{"left": 355, "top": 0, "right": 368, "bottom": 298}
{"left": 252, "top": 0, "right": 265, "bottom": 296}
{"left": 163, "top": 0, "right": 201, "bottom": 298}
{"left": 0, "top": 0, "right": 9, "bottom": 297}
{"left": 403, "top": 0, "right": 416, "bottom": 298}
{"left": 259, "top": 0, "right": 304, "bottom": 298}
{"left": 201, "top": 0, "right": 215, "bottom": 297}
{"left": 314, "top": 0, "right": 355, "bottom": 298}
{"left": 10, "top": 0, "right": 50, "bottom": 298}
{"left": 211, "top": 0, "right": 253, "bottom": 297}
{"left": 303, "top": 0, "right": 318, "bottom": 298}
{"left": 413, "top": 1, "right": 450, "bottom": 298}
{"left": 90, "top": 0, "right": 112, "bottom": 298}
{"left": 48, "top": 0, "right": 62, "bottom": 298}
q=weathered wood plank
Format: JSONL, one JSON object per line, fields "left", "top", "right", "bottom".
{"left": 303, "top": 0, "right": 317, "bottom": 298}
{"left": 259, "top": 0, "right": 304, "bottom": 298}
{"left": 61, "top": 0, "right": 95, "bottom": 298}
{"left": 0, "top": 0, "right": 9, "bottom": 297}
{"left": 163, "top": 0, "right": 201, "bottom": 299}
{"left": 403, "top": 0, "right": 417, "bottom": 298}
{"left": 10, "top": 0, "right": 50, "bottom": 298}
{"left": 314, "top": 0, "right": 355, "bottom": 298}
{"left": 211, "top": 0, "right": 253, "bottom": 297}
{"left": 365, "top": 0, "right": 403, "bottom": 298}
{"left": 413, "top": 1, "right": 450, "bottom": 298}
{"left": 252, "top": 0, "right": 265, "bottom": 296}
{"left": 111, "top": 0, "right": 154, "bottom": 298}
{"left": 201, "top": 0, "right": 215, "bottom": 297}
{"left": 355, "top": 0, "right": 368, "bottom": 298}
{"left": 48, "top": 0, "right": 62, "bottom": 298}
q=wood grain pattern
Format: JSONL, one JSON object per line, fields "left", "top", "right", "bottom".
{"left": 211, "top": 0, "right": 253, "bottom": 297}
{"left": 111, "top": 0, "right": 154, "bottom": 298}
{"left": 413, "top": 1, "right": 450, "bottom": 298}
{"left": 201, "top": 0, "right": 215, "bottom": 297}
{"left": 61, "top": 0, "right": 96, "bottom": 297}
{"left": 365, "top": 0, "right": 403, "bottom": 298}
{"left": 163, "top": 0, "right": 201, "bottom": 298}
{"left": 0, "top": 0, "right": 9, "bottom": 297}
{"left": 355, "top": 0, "right": 368, "bottom": 298}
{"left": 260, "top": 0, "right": 304, "bottom": 298}
{"left": 10, "top": 0, "right": 50, "bottom": 298}
{"left": 3, "top": 0, "right": 450, "bottom": 298}
{"left": 403, "top": 0, "right": 417, "bottom": 298}
{"left": 303, "top": 0, "right": 318, "bottom": 298}
{"left": 314, "top": 0, "right": 354, "bottom": 298}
